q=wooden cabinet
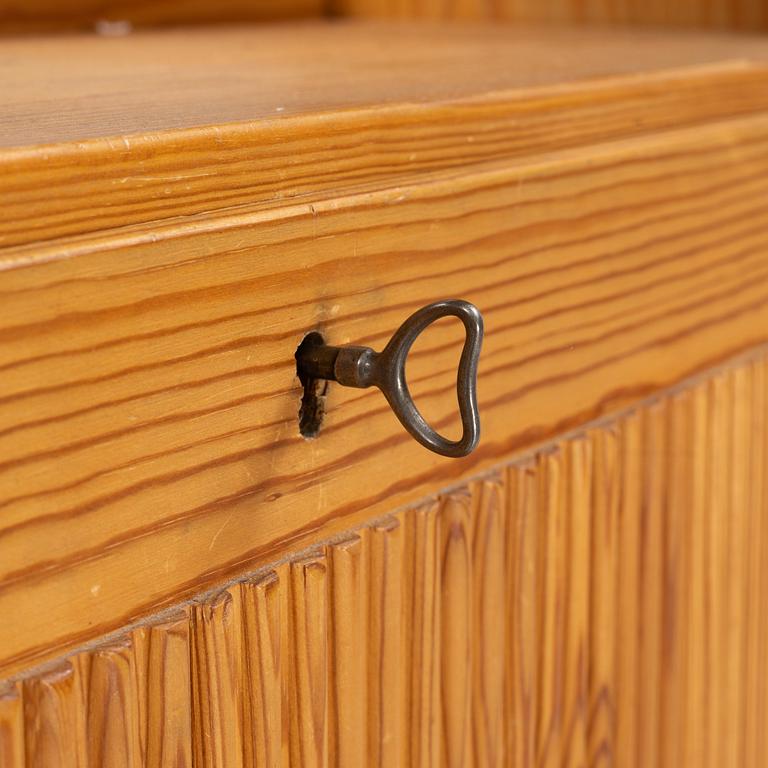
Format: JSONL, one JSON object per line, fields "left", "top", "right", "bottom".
{"left": 1, "top": 17, "right": 767, "bottom": 767}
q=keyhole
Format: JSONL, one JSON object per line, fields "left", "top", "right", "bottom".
{"left": 295, "top": 332, "right": 328, "bottom": 438}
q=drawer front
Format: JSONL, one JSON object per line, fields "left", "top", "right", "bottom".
{"left": 3, "top": 113, "right": 768, "bottom": 678}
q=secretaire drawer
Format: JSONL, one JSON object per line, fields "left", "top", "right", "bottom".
{"left": 2, "top": 21, "right": 768, "bottom": 682}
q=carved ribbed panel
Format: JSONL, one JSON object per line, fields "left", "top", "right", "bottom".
{"left": 0, "top": 683, "right": 23, "bottom": 768}
{"left": 3, "top": 354, "right": 768, "bottom": 766}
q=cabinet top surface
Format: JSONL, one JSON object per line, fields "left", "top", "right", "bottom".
{"left": 2, "top": 20, "right": 768, "bottom": 150}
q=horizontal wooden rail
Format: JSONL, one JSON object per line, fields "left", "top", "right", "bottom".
{"left": 2, "top": 109, "right": 768, "bottom": 673}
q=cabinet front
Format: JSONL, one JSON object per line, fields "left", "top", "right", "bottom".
{"left": 2, "top": 17, "right": 768, "bottom": 768}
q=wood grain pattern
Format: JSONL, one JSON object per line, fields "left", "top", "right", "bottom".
{"left": 20, "top": 622, "right": 194, "bottom": 768}
{"left": 241, "top": 575, "right": 282, "bottom": 768}
{"left": 470, "top": 480, "right": 505, "bottom": 768}
{"left": 327, "top": 537, "right": 365, "bottom": 767}
{"left": 5, "top": 103, "right": 768, "bottom": 675}
{"left": 3, "top": 349, "right": 767, "bottom": 766}
{"left": 132, "top": 612, "right": 193, "bottom": 768}
{"left": 439, "top": 490, "right": 472, "bottom": 768}
{"left": 0, "top": 683, "right": 24, "bottom": 768}
{"left": 364, "top": 519, "right": 403, "bottom": 767}
{"left": 287, "top": 555, "right": 328, "bottom": 767}
{"left": 0, "top": 0, "right": 321, "bottom": 33}
{"left": 3, "top": 24, "right": 768, "bottom": 247}
{"left": 7, "top": 23, "right": 768, "bottom": 149}
{"left": 192, "top": 588, "right": 246, "bottom": 767}
{"left": 403, "top": 501, "right": 441, "bottom": 767}
{"left": 22, "top": 662, "right": 87, "bottom": 766}
{"left": 586, "top": 428, "right": 618, "bottom": 767}
{"left": 86, "top": 640, "right": 141, "bottom": 767}
{"left": 333, "top": 0, "right": 768, "bottom": 31}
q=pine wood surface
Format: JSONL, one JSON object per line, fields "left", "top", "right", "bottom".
{"left": 4, "top": 103, "right": 768, "bottom": 675}
{"left": 0, "top": 0, "right": 322, "bottom": 34}
{"left": 333, "top": 0, "right": 768, "bottom": 32}
{"left": 4, "top": 22, "right": 768, "bottom": 678}
{"left": 3, "top": 24, "right": 768, "bottom": 247}
{"left": 2, "top": 349, "right": 767, "bottom": 767}
{"left": 6, "top": 23, "right": 768, "bottom": 149}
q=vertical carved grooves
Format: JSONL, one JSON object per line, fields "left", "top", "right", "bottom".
{"left": 0, "top": 682, "right": 24, "bottom": 768}
{"left": 4, "top": 355, "right": 768, "bottom": 766}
